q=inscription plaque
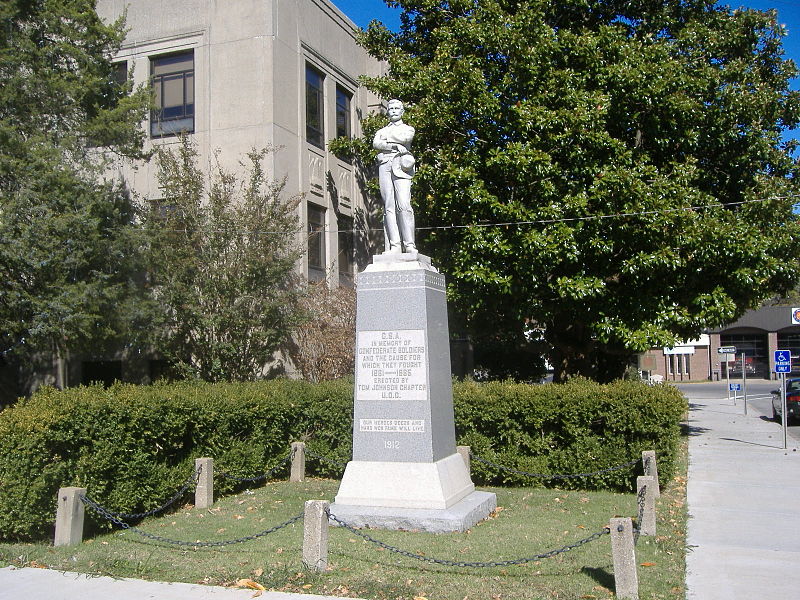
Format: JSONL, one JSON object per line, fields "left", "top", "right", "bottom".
{"left": 356, "top": 329, "right": 427, "bottom": 401}
{"left": 359, "top": 418, "right": 425, "bottom": 433}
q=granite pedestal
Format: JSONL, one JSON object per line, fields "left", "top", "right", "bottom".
{"left": 331, "top": 252, "right": 496, "bottom": 532}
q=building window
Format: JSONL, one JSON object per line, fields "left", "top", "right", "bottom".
{"left": 338, "top": 215, "right": 354, "bottom": 286}
{"left": 306, "top": 65, "right": 324, "bottom": 148}
{"left": 336, "top": 86, "right": 352, "bottom": 139}
{"left": 777, "top": 331, "right": 800, "bottom": 374}
{"left": 720, "top": 332, "right": 767, "bottom": 377}
{"left": 112, "top": 61, "right": 128, "bottom": 87}
{"left": 308, "top": 203, "right": 326, "bottom": 281}
{"left": 151, "top": 51, "right": 194, "bottom": 137}
{"left": 81, "top": 360, "right": 123, "bottom": 388}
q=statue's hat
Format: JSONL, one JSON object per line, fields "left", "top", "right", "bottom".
{"left": 392, "top": 153, "right": 415, "bottom": 179}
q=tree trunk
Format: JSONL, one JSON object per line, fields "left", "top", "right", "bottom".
{"left": 546, "top": 317, "right": 633, "bottom": 383}
{"left": 546, "top": 318, "right": 595, "bottom": 383}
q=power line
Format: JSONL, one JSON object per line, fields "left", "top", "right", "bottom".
{"left": 148, "top": 193, "right": 800, "bottom": 237}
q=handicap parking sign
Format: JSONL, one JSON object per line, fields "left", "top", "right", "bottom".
{"left": 775, "top": 349, "right": 792, "bottom": 373}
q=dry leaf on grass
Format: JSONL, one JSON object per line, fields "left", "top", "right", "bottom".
{"left": 640, "top": 562, "right": 656, "bottom": 567}
{"left": 236, "top": 579, "right": 266, "bottom": 591}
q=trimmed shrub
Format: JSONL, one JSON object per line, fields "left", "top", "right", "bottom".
{"left": 0, "top": 378, "right": 685, "bottom": 541}
{"left": 455, "top": 378, "right": 686, "bottom": 490}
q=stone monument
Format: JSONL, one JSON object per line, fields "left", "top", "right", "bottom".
{"left": 330, "top": 101, "right": 496, "bottom": 533}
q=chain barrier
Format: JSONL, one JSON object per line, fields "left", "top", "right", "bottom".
{"left": 217, "top": 453, "right": 293, "bottom": 484}
{"left": 470, "top": 453, "right": 641, "bottom": 481}
{"left": 80, "top": 494, "right": 304, "bottom": 548}
{"left": 95, "top": 465, "right": 202, "bottom": 521}
{"left": 327, "top": 511, "right": 609, "bottom": 568}
{"left": 304, "top": 448, "right": 349, "bottom": 469}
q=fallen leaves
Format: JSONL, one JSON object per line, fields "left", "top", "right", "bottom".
{"left": 235, "top": 578, "right": 266, "bottom": 590}
{"left": 488, "top": 506, "right": 505, "bottom": 519}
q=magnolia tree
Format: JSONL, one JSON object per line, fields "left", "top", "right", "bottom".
{"left": 345, "top": 0, "right": 800, "bottom": 381}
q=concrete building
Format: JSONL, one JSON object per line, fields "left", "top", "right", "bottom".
{"left": 98, "top": 0, "right": 383, "bottom": 285}
{"left": 638, "top": 305, "right": 800, "bottom": 381}
{"left": 2, "top": 0, "right": 385, "bottom": 399}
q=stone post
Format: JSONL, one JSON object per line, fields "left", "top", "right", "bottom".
{"left": 195, "top": 457, "right": 214, "bottom": 509}
{"left": 54, "top": 487, "right": 87, "bottom": 547}
{"left": 610, "top": 517, "right": 639, "bottom": 600}
{"left": 641, "top": 450, "right": 660, "bottom": 497}
{"left": 291, "top": 442, "right": 306, "bottom": 483}
{"left": 457, "top": 445, "right": 471, "bottom": 473}
{"left": 303, "top": 500, "right": 329, "bottom": 572}
{"left": 636, "top": 475, "right": 656, "bottom": 537}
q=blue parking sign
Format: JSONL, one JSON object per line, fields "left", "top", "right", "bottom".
{"left": 729, "top": 383, "right": 742, "bottom": 391}
{"left": 775, "top": 349, "right": 792, "bottom": 373}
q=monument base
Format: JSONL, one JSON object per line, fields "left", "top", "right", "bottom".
{"left": 331, "top": 453, "right": 497, "bottom": 533}
{"left": 335, "top": 454, "right": 473, "bottom": 509}
{"left": 330, "top": 491, "right": 497, "bottom": 534}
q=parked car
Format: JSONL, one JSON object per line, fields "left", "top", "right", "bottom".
{"left": 771, "top": 378, "right": 800, "bottom": 423}
{"left": 729, "top": 358, "right": 758, "bottom": 376}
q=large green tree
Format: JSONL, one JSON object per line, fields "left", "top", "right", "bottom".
{"left": 354, "top": 0, "right": 800, "bottom": 381}
{"left": 144, "top": 140, "right": 305, "bottom": 382}
{"left": 0, "top": 1, "right": 148, "bottom": 369}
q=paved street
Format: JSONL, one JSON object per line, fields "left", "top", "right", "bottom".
{"left": 677, "top": 380, "right": 800, "bottom": 599}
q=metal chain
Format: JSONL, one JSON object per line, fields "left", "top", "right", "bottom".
{"left": 304, "top": 448, "right": 349, "bottom": 469}
{"left": 98, "top": 465, "right": 202, "bottom": 521}
{"left": 327, "top": 511, "right": 609, "bottom": 568}
{"left": 217, "top": 454, "right": 292, "bottom": 484}
{"left": 470, "top": 453, "right": 640, "bottom": 480}
{"left": 81, "top": 494, "right": 304, "bottom": 548}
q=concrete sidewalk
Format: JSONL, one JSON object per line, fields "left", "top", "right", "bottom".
{"left": 684, "top": 387, "right": 800, "bottom": 599}
{"left": 0, "top": 565, "right": 362, "bottom": 600}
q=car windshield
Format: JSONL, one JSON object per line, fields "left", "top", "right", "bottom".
{"left": 788, "top": 381, "right": 800, "bottom": 393}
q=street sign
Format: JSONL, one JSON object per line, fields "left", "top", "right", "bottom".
{"left": 729, "top": 383, "right": 742, "bottom": 391}
{"left": 775, "top": 349, "right": 792, "bottom": 373}
{"left": 718, "top": 346, "right": 737, "bottom": 354}
{"left": 793, "top": 307, "right": 800, "bottom": 325}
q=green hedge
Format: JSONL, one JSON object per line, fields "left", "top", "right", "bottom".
{"left": 455, "top": 378, "right": 686, "bottom": 490}
{"left": 0, "top": 378, "right": 685, "bottom": 541}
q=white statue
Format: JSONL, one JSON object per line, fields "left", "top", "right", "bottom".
{"left": 373, "top": 99, "right": 416, "bottom": 253}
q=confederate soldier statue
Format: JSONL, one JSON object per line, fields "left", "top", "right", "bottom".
{"left": 373, "top": 99, "right": 416, "bottom": 253}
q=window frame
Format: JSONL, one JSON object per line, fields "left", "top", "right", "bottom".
{"left": 337, "top": 214, "right": 355, "bottom": 286}
{"left": 335, "top": 85, "right": 352, "bottom": 140}
{"left": 150, "top": 51, "right": 195, "bottom": 138}
{"left": 307, "top": 203, "right": 326, "bottom": 281}
{"left": 305, "top": 64, "right": 325, "bottom": 149}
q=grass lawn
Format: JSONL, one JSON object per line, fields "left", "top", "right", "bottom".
{"left": 0, "top": 444, "right": 687, "bottom": 600}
